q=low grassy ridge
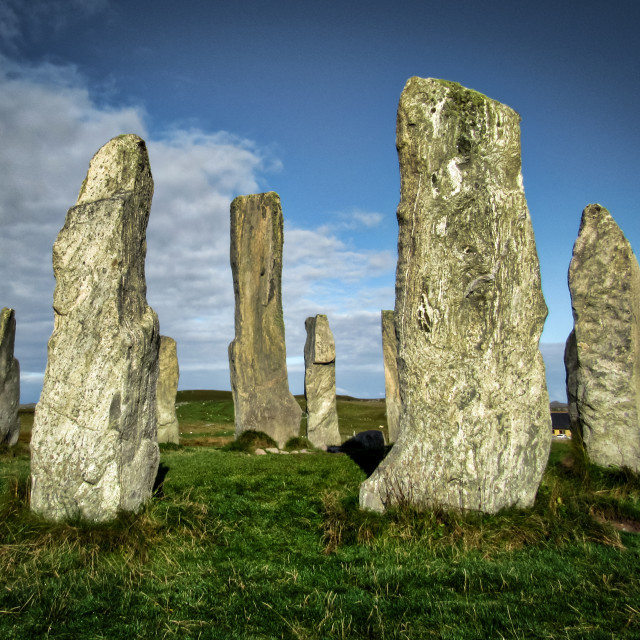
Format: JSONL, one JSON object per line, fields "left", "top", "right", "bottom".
{"left": 1, "top": 395, "right": 639, "bottom": 638}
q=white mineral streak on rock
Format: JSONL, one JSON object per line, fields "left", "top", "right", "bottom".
{"left": 30, "top": 134, "right": 160, "bottom": 522}
{"left": 157, "top": 336, "right": 180, "bottom": 445}
{"left": 0, "top": 308, "right": 20, "bottom": 446}
{"left": 360, "top": 78, "right": 551, "bottom": 514}
{"left": 304, "top": 314, "right": 340, "bottom": 448}
{"left": 566, "top": 204, "right": 640, "bottom": 470}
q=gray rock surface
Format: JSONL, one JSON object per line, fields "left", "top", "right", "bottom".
{"left": 564, "top": 329, "right": 580, "bottom": 435}
{"left": 228, "top": 192, "right": 301, "bottom": 448}
{"left": 381, "top": 310, "right": 401, "bottom": 442}
{"left": 360, "top": 78, "right": 551, "bottom": 514}
{"left": 566, "top": 204, "right": 640, "bottom": 470}
{"left": 30, "top": 134, "right": 160, "bottom": 522}
{"left": 304, "top": 314, "right": 340, "bottom": 448}
{"left": 157, "top": 336, "right": 180, "bottom": 444}
{"left": 0, "top": 308, "right": 20, "bottom": 446}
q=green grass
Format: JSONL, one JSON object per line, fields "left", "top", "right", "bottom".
{"left": 1, "top": 396, "right": 639, "bottom": 638}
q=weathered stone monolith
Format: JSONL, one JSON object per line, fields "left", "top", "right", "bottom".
{"left": 157, "top": 336, "right": 180, "bottom": 445}
{"left": 228, "top": 192, "right": 301, "bottom": 448}
{"left": 0, "top": 308, "right": 20, "bottom": 446}
{"left": 381, "top": 310, "right": 401, "bottom": 442}
{"left": 360, "top": 78, "right": 551, "bottom": 514}
{"left": 304, "top": 314, "right": 340, "bottom": 448}
{"left": 566, "top": 204, "right": 640, "bottom": 470}
{"left": 30, "top": 134, "right": 160, "bottom": 522}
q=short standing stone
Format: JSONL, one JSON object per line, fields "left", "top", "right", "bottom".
{"left": 304, "top": 314, "right": 340, "bottom": 448}
{"left": 30, "top": 134, "right": 160, "bottom": 522}
{"left": 381, "top": 310, "right": 401, "bottom": 442}
{"left": 0, "top": 308, "right": 20, "bottom": 446}
{"left": 228, "top": 192, "right": 301, "bottom": 448}
{"left": 360, "top": 78, "right": 551, "bottom": 514}
{"left": 566, "top": 204, "right": 640, "bottom": 470}
{"left": 157, "top": 336, "right": 180, "bottom": 444}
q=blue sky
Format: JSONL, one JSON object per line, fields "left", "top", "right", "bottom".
{"left": 0, "top": 0, "right": 638, "bottom": 403}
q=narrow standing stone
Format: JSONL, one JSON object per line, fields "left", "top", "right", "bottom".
{"left": 0, "top": 308, "right": 20, "bottom": 446}
{"left": 381, "top": 310, "right": 401, "bottom": 442}
{"left": 566, "top": 204, "right": 640, "bottom": 470}
{"left": 157, "top": 336, "right": 180, "bottom": 445}
{"left": 228, "top": 192, "right": 301, "bottom": 448}
{"left": 360, "top": 78, "right": 551, "bottom": 514}
{"left": 304, "top": 314, "right": 340, "bottom": 448}
{"left": 30, "top": 134, "right": 160, "bottom": 522}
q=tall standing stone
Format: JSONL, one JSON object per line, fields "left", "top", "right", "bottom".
{"left": 0, "top": 308, "right": 20, "bottom": 446}
{"left": 228, "top": 192, "right": 301, "bottom": 448}
{"left": 157, "top": 336, "right": 180, "bottom": 445}
{"left": 360, "top": 78, "right": 551, "bottom": 513}
{"left": 566, "top": 204, "right": 640, "bottom": 470}
{"left": 30, "top": 134, "right": 160, "bottom": 522}
{"left": 304, "top": 314, "right": 340, "bottom": 448}
{"left": 381, "top": 310, "right": 401, "bottom": 442}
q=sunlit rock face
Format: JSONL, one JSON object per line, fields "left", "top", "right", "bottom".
{"left": 304, "top": 314, "right": 340, "bottom": 448}
{"left": 0, "top": 307, "right": 20, "bottom": 446}
{"left": 381, "top": 310, "right": 401, "bottom": 443}
{"left": 30, "top": 134, "right": 160, "bottom": 522}
{"left": 566, "top": 204, "right": 640, "bottom": 471}
{"left": 157, "top": 336, "right": 180, "bottom": 445}
{"left": 360, "top": 77, "right": 551, "bottom": 514}
{"left": 228, "top": 192, "right": 301, "bottom": 448}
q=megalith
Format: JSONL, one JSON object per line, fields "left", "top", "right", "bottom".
{"left": 0, "top": 308, "right": 20, "bottom": 446}
{"left": 381, "top": 310, "right": 401, "bottom": 442}
{"left": 360, "top": 78, "right": 551, "bottom": 514}
{"left": 157, "top": 336, "right": 180, "bottom": 445}
{"left": 30, "top": 134, "right": 160, "bottom": 522}
{"left": 228, "top": 192, "right": 301, "bottom": 448}
{"left": 304, "top": 314, "right": 340, "bottom": 448}
{"left": 566, "top": 204, "right": 640, "bottom": 470}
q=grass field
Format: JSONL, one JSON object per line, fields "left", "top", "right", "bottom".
{"left": 1, "top": 394, "right": 639, "bottom": 639}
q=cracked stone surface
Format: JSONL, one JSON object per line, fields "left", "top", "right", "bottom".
{"left": 30, "top": 134, "right": 160, "bottom": 522}
{"left": 304, "top": 314, "right": 340, "bottom": 448}
{"left": 566, "top": 204, "right": 640, "bottom": 470}
{"left": 381, "top": 310, "right": 401, "bottom": 442}
{"left": 228, "top": 192, "right": 301, "bottom": 448}
{"left": 157, "top": 336, "right": 179, "bottom": 445}
{"left": 0, "top": 307, "right": 20, "bottom": 446}
{"left": 360, "top": 78, "right": 551, "bottom": 514}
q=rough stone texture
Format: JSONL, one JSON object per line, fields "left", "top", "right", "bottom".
{"left": 157, "top": 336, "right": 180, "bottom": 445}
{"left": 304, "top": 314, "right": 340, "bottom": 448}
{"left": 228, "top": 192, "right": 301, "bottom": 448}
{"left": 564, "top": 329, "right": 580, "bottom": 435}
{"left": 30, "top": 134, "right": 160, "bottom": 522}
{"left": 0, "top": 308, "right": 20, "bottom": 446}
{"left": 381, "top": 310, "right": 401, "bottom": 442}
{"left": 566, "top": 204, "right": 640, "bottom": 470}
{"left": 360, "top": 77, "right": 551, "bottom": 514}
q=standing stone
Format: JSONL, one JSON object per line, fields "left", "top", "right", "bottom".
{"left": 157, "top": 336, "right": 180, "bottom": 445}
{"left": 566, "top": 204, "right": 640, "bottom": 470}
{"left": 30, "top": 134, "right": 160, "bottom": 522}
{"left": 228, "top": 192, "right": 301, "bottom": 448}
{"left": 304, "top": 314, "right": 340, "bottom": 448}
{"left": 360, "top": 78, "right": 551, "bottom": 514}
{"left": 381, "top": 310, "right": 401, "bottom": 442}
{"left": 0, "top": 308, "right": 20, "bottom": 446}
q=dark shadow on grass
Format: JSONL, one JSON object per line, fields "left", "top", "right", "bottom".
{"left": 330, "top": 431, "right": 393, "bottom": 477}
{"left": 153, "top": 463, "right": 170, "bottom": 497}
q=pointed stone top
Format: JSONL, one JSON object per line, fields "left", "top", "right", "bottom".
{"left": 577, "top": 203, "right": 625, "bottom": 238}
{"left": 0, "top": 308, "right": 15, "bottom": 342}
{"left": 76, "top": 134, "right": 152, "bottom": 205}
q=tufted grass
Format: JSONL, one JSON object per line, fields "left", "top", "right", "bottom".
{"left": 0, "top": 399, "right": 639, "bottom": 638}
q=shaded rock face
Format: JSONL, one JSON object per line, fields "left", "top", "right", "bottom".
{"left": 157, "top": 336, "right": 180, "bottom": 445}
{"left": 304, "top": 314, "right": 340, "bottom": 448}
{"left": 360, "top": 78, "right": 551, "bottom": 514}
{"left": 566, "top": 204, "right": 640, "bottom": 470}
{"left": 381, "top": 310, "right": 401, "bottom": 442}
{"left": 228, "top": 192, "right": 301, "bottom": 448}
{"left": 30, "top": 134, "right": 160, "bottom": 522}
{"left": 0, "top": 308, "right": 20, "bottom": 446}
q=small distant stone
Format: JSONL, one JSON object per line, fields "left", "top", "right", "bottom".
{"left": 291, "top": 451, "right": 299, "bottom": 454}
{"left": 280, "top": 450, "right": 290, "bottom": 455}
{"left": 265, "top": 447, "right": 280, "bottom": 454}
{"left": 254, "top": 448, "right": 266, "bottom": 455}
